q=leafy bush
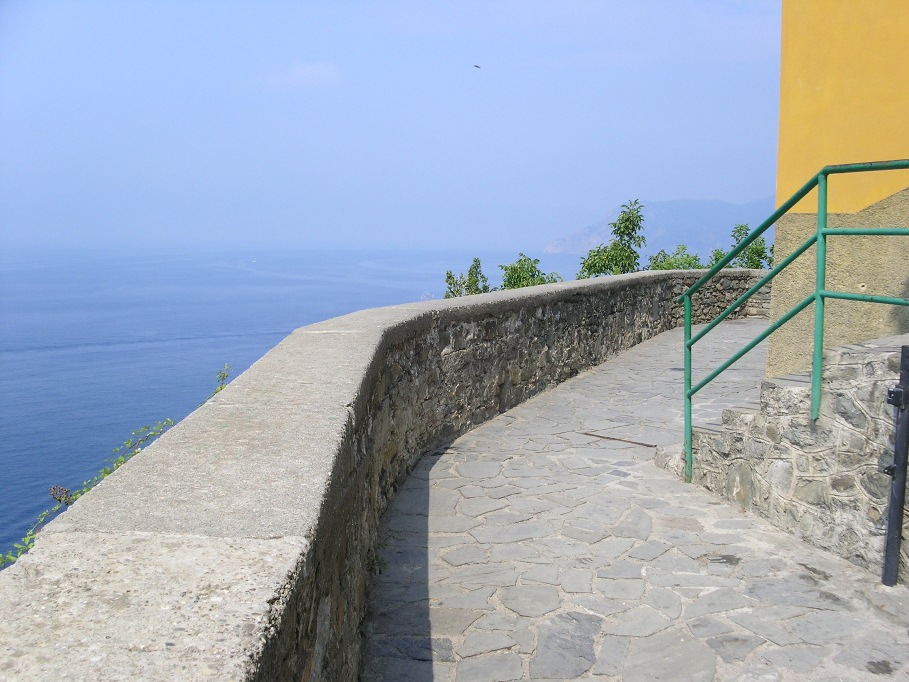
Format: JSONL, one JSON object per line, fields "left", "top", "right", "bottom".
{"left": 578, "top": 200, "right": 646, "bottom": 278}
{"left": 729, "top": 224, "right": 774, "bottom": 269}
{"left": 709, "top": 224, "right": 774, "bottom": 270}
{"left": 647, "top": 244, "right": 705, "bottom": 270}
{"left": 444, "top": 254, "right": 560, "bottom": 297}
{"left": 444, "top": 258, "right": 491, "bottom": 298}
{"left": 499, "top": 253, "right": 561, "bottom": 289}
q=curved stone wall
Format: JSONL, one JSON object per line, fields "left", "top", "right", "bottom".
{"left": 0, "top": 270, "right": 767, "bottom": 680}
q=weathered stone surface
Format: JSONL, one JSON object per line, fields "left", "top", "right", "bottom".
{"left": 726, "top": 461, "right": 754, "bottom": 507}
{"left": 728, "top": 612, "right": 802, "bottom": 646}
{"left": 793, "top": 479, "right": 826, "bottom": 505}
{"left": 644, "top": 588, "right": 682, "bottom": 619}
{"left": 766, "top": 460, "right": 793, "bottom": 493}
{"left": 831, "top": 631, "right": 908, "bottom": 675}
{"left": 624, "top": 629, "right": 716, "bottom": 681}
{"left": 612, "top": 507, "right": 653, "bottom": 539}
{"left": 706, "top": 633, "right": 765, "bottom": 663}
{"left": 377, "top": 605, "right": 482, "bottom": 636}
{"left": 597, "top": 577, "right": 646, "bottom": 600}
{"left": 608, "top": 606, "right": 672, "bottom": 637}
{"left": 688, "top": 616, "right": 733, "bottom": 638}
{"left": 368, "top": 635, "right": 454, "bottom": 662}
{"left": 469, "top": 521, "right": 552, "bottom": 544}
{"left": 460, "top": 496, "right": 510, "bottom": 518}
{"left": 362, "top": 656, "right": 454, "bottom": 681}
{"left": 442, "top": 545, "right": 488, "bottom": 567}
{"left": 684, "top": 588, "right": 753, "bottom": 618}
{"left": 456, "top": 653, "right": 523, "bottom": 681}
{"left": 499, "top": 586, "right": 561, "bottom": 618}
{"left": 362, "top": 318, "right": 909, "bottom": 682}
{"left": 458, "top": 631, "right": 516, "bottom": 658}
{"left": 628, "top": 539, "right": 672, "bottom": 561}
{"left": 597, "top": 559, "right": 643, "bottom": 579}
{"left": 446, "top": 563, "right": 520, "bottom": 588}
{"left": 529, "top": 612, "right": 603, "bottom": 679}
{"left": 456, "top": 461, "right": 503, "bottom": 479}
{"left": 745, "top": 579, "right": 847, "bottom": 611}
{"left": 760, "top": 645, "right": 831, "bottom": 672}
{"left": 560, "top": 569, "right": 593, "bottom": 593}
{"left": 860, "top": 470, "right": 890, "bottom": 499}
{"left": 786, "top": 610, "right": 863, "bottom": 645}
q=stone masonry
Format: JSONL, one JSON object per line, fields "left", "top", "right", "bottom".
{"left": 363, "top": 320, "right": 909, "bottom": 680}
{"left": 660, "top": 335, "right": 909, "bottom": 585}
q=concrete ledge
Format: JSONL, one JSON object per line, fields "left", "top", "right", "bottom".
{"left": 0, "top": 269, "right": 768, "bottom": 680}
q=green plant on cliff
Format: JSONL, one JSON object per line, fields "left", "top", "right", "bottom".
{"left": 212, "top": 363, "right": 232, "bottom": 396}
{"left": 0, "top": 419, "right": 174, "bottom": 568}
{"left": 499, "top": 253, "right": 561, "bottom": 289}
{"left": 707, "top": 224, "right": 774, "bottom": 270}
{"left": 647, "top": 244, "right": 705, "bottom": 270}
{"left": 444, "top": 255, "right": 560, "bottom": 297}
{"left": 444, "top": 258, "right": 491, "bottom": 298}
{"left": 728, "top": 224, "right": 773, "bottom": 269}
{"left": 577, "top": 199, "right": 646, "bottom": 278}
{"left": 0, "top": 365, "right": 232, "bottom": 569}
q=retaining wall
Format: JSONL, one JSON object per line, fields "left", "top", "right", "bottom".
{"left": 0, "top": 270, "right": 767, "bottom": 680}
{"left": 661, "top": 335, "right": 909, "bottom": 585}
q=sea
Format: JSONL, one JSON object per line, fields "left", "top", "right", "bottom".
{"left": 0, "top": 245, "right": 582, "bottom": 553}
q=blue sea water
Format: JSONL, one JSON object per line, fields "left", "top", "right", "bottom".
{"left": 0, "top": 246, "right": 580, "bottom": 552}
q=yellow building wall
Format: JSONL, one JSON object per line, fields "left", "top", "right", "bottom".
{"left": 776, "top": 0, "right": 909, "bottom": 212}
{"left": 768, "top": 0, "right": 909, "bottom": 376}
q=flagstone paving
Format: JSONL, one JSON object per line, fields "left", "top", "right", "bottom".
{"left": 362, "top": 320, "right": 909, "bottom": 681}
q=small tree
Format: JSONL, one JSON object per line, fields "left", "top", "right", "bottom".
{"left": 499, "top": 253, "right": 561, "bottom": 289}
{"left": 707, "top": 248, "right": 727, "bottom": 269}
{"left": 444, "top": 257, "right": 491, "bottom": 298}
{"left": 708, "top": 224, "right": 774, "bottom": 270}
{"left": 729, "top": 224, "right": 773, "bottom": 269}
{"left": 647, "top": 244, "right": 704, "bottom": 270}
{"left": 577, "top": 200, "right": 646, "bottom": 278}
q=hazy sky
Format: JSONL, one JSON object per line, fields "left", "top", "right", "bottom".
{"left": 1, "top": 1, "right": 781, "bottom": 252}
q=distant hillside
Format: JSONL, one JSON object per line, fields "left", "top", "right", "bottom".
{"left": 545, "top": 196, "right": 776, "bottom": 259}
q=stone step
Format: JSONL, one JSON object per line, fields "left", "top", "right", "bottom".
{"left": 688, "top": 334, "right": 908, "bottom": 583}
{"left": 758, "top": 373, "right": 811, "bottom": 417}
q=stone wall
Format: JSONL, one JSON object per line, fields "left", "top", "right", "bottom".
{"left": 674, "top": 335, "right": 908, "bottom": 584}
{"left": 0, "top": 270, "right": 768, "bottom": 680}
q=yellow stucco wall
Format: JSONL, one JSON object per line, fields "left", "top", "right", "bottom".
{"left": 767, "top": 192, "right": 909, "bottom": 377}
{"left": 768, "top": 0, "right": 909, "bottom": 376}
{"left": 776, "top": 0, "right": 909, "bottom": 212}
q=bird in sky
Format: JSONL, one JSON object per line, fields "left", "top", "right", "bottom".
{"left": 474, "top": 65, "right": 481, "bottom": 69}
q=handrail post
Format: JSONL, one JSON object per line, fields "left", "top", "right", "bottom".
{"left": 684, "top": 294, "right": 693, "bottom": 482}
{"left": 811, "top": 172, "right": 829, "bottom": 420}
{"left": 882, "top": 346, "right": 909, "bottom": 586}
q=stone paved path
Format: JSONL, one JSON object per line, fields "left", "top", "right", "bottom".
{"left": 362, "top": 320, "right": 909, "bottom": 681}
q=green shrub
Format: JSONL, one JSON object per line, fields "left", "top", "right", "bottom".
{"left": 709, "top": 224, "right": 774, "bottom": 270}
{"left": 499, "top": 253, "right": 561, "bottom": 289}
{"left": 647, "top": 244, "right": 705, "bottom": 270}
{"left": 444, "top": 257, "right": 491, "bottom": 298}
{"left": 578, "top": 200, "right": 646, "bottom": 278}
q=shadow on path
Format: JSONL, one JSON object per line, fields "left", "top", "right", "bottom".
{"left": 361, "top": 321, "right": 909, "bottom": 680}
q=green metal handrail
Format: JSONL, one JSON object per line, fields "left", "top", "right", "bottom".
{"left": 681, "top": 159, "right": 909, "bottom": 483}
